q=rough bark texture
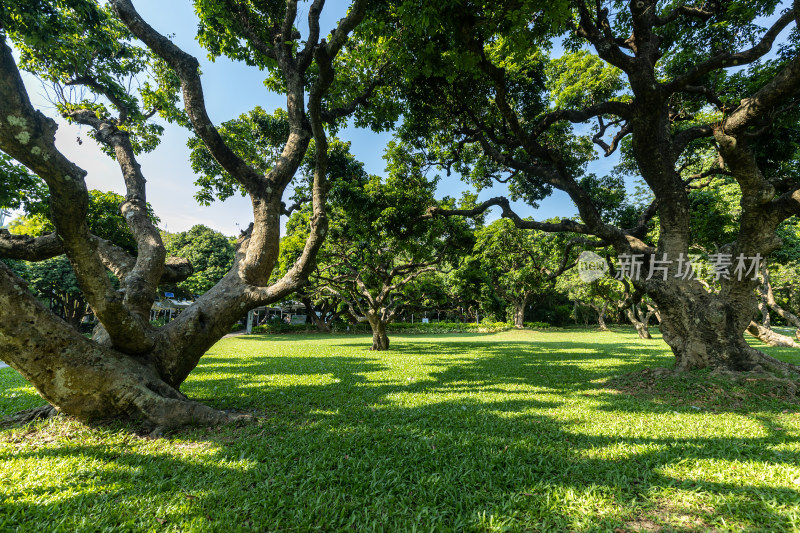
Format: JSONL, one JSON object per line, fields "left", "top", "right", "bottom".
{"left": 427, "top": 0, "right": 800, "bottom": 373}
{"left": 653, "top": 283, "right": 798, "bottom": 373}
{"left": 0, "top": 1, "right": 371, "bottom": 426}
{"left": 368, "top": 317, "right": 390, "bottom": 351}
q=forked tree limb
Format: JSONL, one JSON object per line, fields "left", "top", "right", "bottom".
{"left": 0, "top": 37, "right": 154, "bottom": 354}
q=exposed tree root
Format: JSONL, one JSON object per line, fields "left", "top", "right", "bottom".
{"left": 744, "top": 345, "right": 800, "bottom": 378}
{"left": 125, "top": 378, "right": 252, "bottom": 429}
{"left": 0, "top": 405, "right": 59, "bottom": 428}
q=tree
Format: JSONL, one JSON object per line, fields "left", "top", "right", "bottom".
{"left": 761, "top": 259, "right": 800, "bottom": 339}
{"left": 374, "top": 0, "right": 800, "bottom": 373}
{"left": 24, "top": 256, "right": 88, "bottom": 330}
{"left": 299, "top": 290, "right": 346, "bottom": 333}
{"left": 295, "top": 143, "right": 473, "bottom": 350}
{"left": 446, "top": 255, "right": 498, "bottom": 322}
{"left": 561, "top": 266, "right": 658, "bottom": 338}
{"left": 163, "top": 225, "right": 235, "bottom": 295}
{"left": 0, "top": 0, "right": 382, "bottom": 426}
{"left": 747, "top": 221, "right": 800, "bottom": 347}
{"left": 472, "top": 218, "right": 577, "bottom": 328}
{"left": 562, "top": 274, "right": 619, "bottom": 331}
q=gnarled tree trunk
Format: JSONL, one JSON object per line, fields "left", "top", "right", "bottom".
{"left": 303, "top": 297, "right": 332, "bottom": 333}
{"left": 368, "top": 317, "right": 390, "bottom": 351}
{"left": 0, "top": 0, "right": 370, "bottom": 427}
{"left": 761, "top": 265, "right": 800, "bottom": 341}
{"left": 653, "top": 282, "right": 798, "bottom": 373}
{"left": 0, "top": 262, "right": 233, "bottom": 426}
{"left": 590, "top": 302, "right": 609, "bottom": 331}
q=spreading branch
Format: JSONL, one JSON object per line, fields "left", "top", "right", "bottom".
{"left": 665, "top": 11, "right": 795, "bottom": 95}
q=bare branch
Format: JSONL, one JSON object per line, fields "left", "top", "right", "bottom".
{"left": 320, "top": 63, "right": 388, "bottom": 122}
{"left": 65, "top": 75, "right": 130, "bottom": 124}
{"left": 424, "top": 196, "right": 595, "bottom": 235}
{"left": 681, "top": 84, "right": 726, "bottom": 111}
{"left": 592, "top": 116, "right": 632, "bottom": 156}
{"left": 533, "top": 101, "right": 632, "bottom": 139}
{"left": 673, "top": 124, "right": 714, "bottom": 153}
{"left": 298, "top": 0, "right": 326, "bottom": 71}
{"left": 573, "top": 1, "right": 636, "bottom": 72}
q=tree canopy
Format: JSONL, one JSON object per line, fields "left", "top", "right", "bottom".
{"left": 361, "top": 0, "right": 800, "bottom": 372}
{"left": 0, "top": 0, "right": 383, "bottom": 426}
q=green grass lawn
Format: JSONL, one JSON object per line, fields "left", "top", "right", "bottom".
{"left": 1, "top": 328, "right": 800, "bottom": 532}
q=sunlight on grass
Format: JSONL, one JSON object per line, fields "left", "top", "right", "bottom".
{"left": 2, "top": 328, "right": 800, "bottom": 531}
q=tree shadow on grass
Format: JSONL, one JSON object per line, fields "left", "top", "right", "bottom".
{"left": 1, "top": 391, "right": 798, "bottom": 531}
{"left": 2, "top": 333, "right": 800, "bottom": 530}
{"left": 189, "top": 336, "right": 672, "bottom": 414}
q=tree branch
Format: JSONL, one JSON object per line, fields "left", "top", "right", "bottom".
{"left": 0, "top": 231, "right": 62, "bottom": 261}
{"left": 424, "top": 196, "right": 595, "bottom": 235}
{"left": 110, "top": 0, "right": 269, "bottom": 196}
{"left": 664, "top": 11, "right": 795, "bottom": 94}
{"left": 0, "top": 36, "right": 153, "bottom": 354}
{"left": 655, "top": 4, "right": 716, "bottom": 26}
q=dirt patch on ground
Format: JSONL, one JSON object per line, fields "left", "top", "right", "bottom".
{"left": 618, "top": 500, "right": 717, "bottom": 532}
{"left": 607, "top": 367, "right": 800, "bottom": 413}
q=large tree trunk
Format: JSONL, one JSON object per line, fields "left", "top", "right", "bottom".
{"left": 0, "top": 0, "right": 370, "bottom": 427}
{"left": 0, "top": 264, "right": 234, "bottom": 426}
{"left": 653, "top": 284, "right": 799, "bottom": 373}
{"left": 512, "top": 301, "right": 526, "bottom": 328}
{"left": 368, "top": 317, "right": 390, "bottom": 351}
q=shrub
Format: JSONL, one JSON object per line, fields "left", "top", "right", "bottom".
{"left": 524, "top": 321, "right": 551, "bottom": 329}
{"left": 385, "top": 321, "right": 512, "bottom": 334}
